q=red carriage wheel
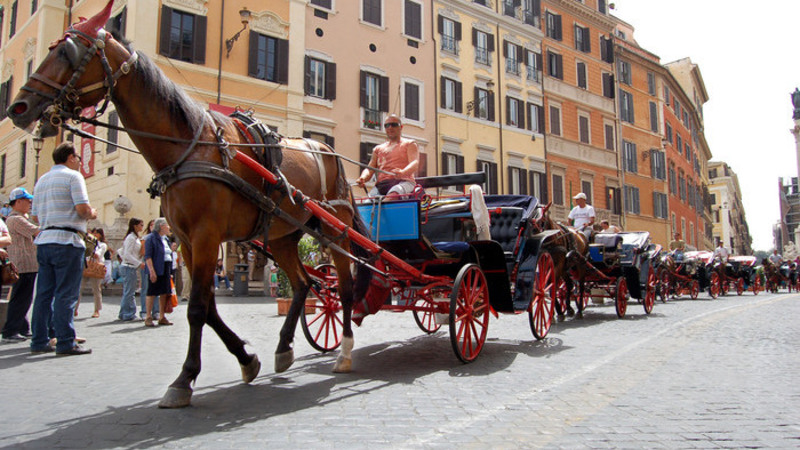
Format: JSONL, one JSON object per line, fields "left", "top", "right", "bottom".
{"left": 302, "top": 264, "right": 343, "bottom": 352}
{"left": 658, "top": 270, "right": 670, "bottom": 302}
{"left": 690, "top": 280, "right": 699, "bottom": 300}
{"left": 735, "top": 278, "right": 744, "bottom": 296}
{"left": 413, "top": 297, "right": 442, "bottom": 334}
{"left": 529, "top": 252, "right": 556, "bottom": 340}
{"left": 615, "top": 277, "right": 628, "bottom": 318}
{"left": 752, "top": 276, "right": 761, "bottom": 295}
{"left": 708, "top": 272, "right": 720, "bottom": 299}
{"left": 643, "top": 266, "right": 656, "bottom": 315}
{"left": 720, "top": 277, "right": 729, "bottom": 296}
{"left": 554, "top": 279, "right": 568, "bottom": 316}
{"left": 449, "top": 264, "right": 490, "bottom": 363}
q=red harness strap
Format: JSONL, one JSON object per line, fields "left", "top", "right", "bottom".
{"left": 232, "top": 118, "right": 256, "bottom": 144}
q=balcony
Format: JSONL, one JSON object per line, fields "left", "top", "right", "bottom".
{"left": 506, "top": 59, "right": 520, "bottom": 76}
{"left": 526, "top": 66, "right": 540, "bottom": 82}
{"left": 441, "top": 36, "right": 459, "bottom": 55}
{"left": 363, "top": 109, "right": 382, "bottom": 130}
{"left": 475, "top": 48, "right": 490, "bottom": 65}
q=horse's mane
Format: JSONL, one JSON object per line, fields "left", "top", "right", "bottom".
{"left": 109, "top": 30, "right": 211, "bottom": 133}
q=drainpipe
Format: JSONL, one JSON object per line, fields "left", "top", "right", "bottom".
{"left": 216, "top": 0, "right": 225, "bottom": 104}
{"left": 611, "top": 35, "right": 625, "bottom": 230}
{"left": 431, "top": 0, "right": 439, "bottom": 177}
{"left": 496, "top": 23, "right": 504, "bottom": 193}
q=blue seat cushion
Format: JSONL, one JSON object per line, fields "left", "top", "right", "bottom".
{"left": 432, "top": 241, "right": 470, "bottom": 254}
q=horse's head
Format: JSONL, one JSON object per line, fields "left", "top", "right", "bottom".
{"left": 6, "top": 0, "right": 135, "bottom": 137}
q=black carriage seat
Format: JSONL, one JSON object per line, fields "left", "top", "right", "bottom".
{"left": 489, "top": 207, "right": 525, "bottom": 261}
{"left": 589, "top": 233, "right": 622, "bottom": 263}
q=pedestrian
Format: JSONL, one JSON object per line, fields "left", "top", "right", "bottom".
{"left": 30, "top": 142, "right": 97, "bottom": 355}
{"left": 267, "top": 258, "right": 278, "bottom": 297}
{"left": 118, "top": 217, "right": 144, "bottom": 321}
{"left": 0, "top": 202, "right": 11, "bottom": 219}
{"left": 143, "top": 217, "right": 173, "bottom": 327}
{"left": 356, "top": 114, "right": 420, "bottom": 197}
{"left": 179, "top": 242, "right": 191, "bottom": 302}
{"left": 1, "top": 188, "right": 38, "bottom": 343}
{"left": 214, "top": 258, "right": 231, "bottom": 290}
{"left": 247, "top": 248, "right": 256, "bottom": 281}
{"left": 79, "top": 228, "right": 107, "bottom": 318}
{"left": 139, "top": 219, "right": 157, "bottom": 319}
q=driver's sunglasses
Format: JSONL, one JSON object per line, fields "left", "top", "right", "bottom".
{"left": 384, "top": 122, "right": 400, "bottom": 128}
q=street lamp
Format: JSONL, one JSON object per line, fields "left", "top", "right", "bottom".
{"left": 466, "top": 80, "right": 495, "bottom": 116}
{"left": 225, "top": 7, "right": 251, "bottom": 58}
{"left": 32, "top": 128, "right": 44, "bottom": 182}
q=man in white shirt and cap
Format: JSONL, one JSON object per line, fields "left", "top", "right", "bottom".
{"left": 568, "top": 192, "right": 595, "bottom": 241}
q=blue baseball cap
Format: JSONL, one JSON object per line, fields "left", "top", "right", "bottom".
{"left": 9, "top": 187, "right": 33, "bottom": 202}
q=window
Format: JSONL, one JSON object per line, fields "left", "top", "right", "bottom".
{"left": 404, "top": 0, "right": 421, "bottom": 40}
{"left": 522, "top": 0, "right": 541, "bottom": 26}
{"left": 578, "top": 114, "right": 590, "bottom": 144}
{"left": 602, "top": 73, "right": 614, "bottom": 98}
{"left": 159, "top": 6, "right": 207, "bottom": 64}
{"left": 576, "top": 61, "right": 587, "bottom": 89}
{"left": 530, "top": 170, "right": 548, "bottom": 203}
{"left": 438, "top": 16, "right": 461, "bottom": 55}
{"left": 623, "top": 141, "right": 637, "bottom": 173}
{"left": 624, "top": 185, "right": 640, "bottom": 214}
{"left": 618, "top": 60, "right": 632, "bottom": 85}
{"left": 107, "top": 111, "right": 119, "bottom": 154}
{"left": 653, "top": 192, "right": 668, "bottom": 218}
{"left": 441, "top": 77, "right": 462, "bottom": 113}
{"left": 552, "top": 173, "right": 564, "bottom": 205}
{"left": 619, "top": 89, "right": 634, "bottom": 123}
{"left": 651, "top": 150, "right": 666, "bottom": 180}
{"left": 685, "top": 143, "right": 691, "bottom": 161}
{"left": 665, "top": 121, "right": 673, "bottom": 144}
{"left": 678, "top": 174, "right": 686, "bottom": 201}
{"left": 600, "top": 35, "right": 614, "bottom": 62}
{"left": 547, "top": 51, "right": 563, "bottom": 79}
{"left": 363, "top": 0, "right": 382, "bottom": 26}
{"left": 527, "top": 102, "right": 544, "bottom": 133}
{"left": 676, "top": 134, "right": 683, "bottom": 154}
{"left": 647, "top": 72, "right": 656, "bottom": 95}
{"left": 668, "top": 165, "right": 676, "bottom": 194}
{"left": 505, "top": 41, "right": 522, "bottom": 76}
{"left": 478, "top": 160, "right": 498, "bottom": 194}
{"left": 526, "top": 50, "right": 541, "bottom": 82}
{"left": 604, "top": 123, "right": 615, "bottom": 150}
{"left": 403, "top": 81, "right": 420, "bottom": 121}
{"left": 506, "top": 96, "right": 524, "bottom": 128}
{"left": 664, "top": 85, "right": 671, "bottom": 105}
{"left": 248, "top": 33, "right": 289, "bottom": 84}
{"left": 305, "top": 57, "right": 337, "bottom": 100}
{"left": 607, "top": 186, "right": 621, "bottom": 215}
{"left": 508, "top": 167, "right": 528, "bottom": 195}
{"left": 549, "top": 105, "right": 561, "bottom": 136}
{"left": 0, "top": 77, "right": 12, "bottom": 121}
{"left": 361, "top": 71, "right": 388, "bottom": 129}
{"left": 19, "top": 142, "right": 26, "bottom": 179}
{"left": 9, "top": 1, "right": 17, "bottom": 38}
{"left": 502, "top": 0, "right": 517, "bottom": 18}
{"left": 598, "top": 0, "right": 607, "bottom": 14}
{"left": 473, "top": 29, "right": 493, "bottom": 65}
{"left": 574, "top": 25, "right": 590, "bottom": 53}
{"left": 674, "top": 98, "right": 680, "bottom": 115}
{"left": 649, "top": 101, "right": 659, "bottom": 132}
{"left": 31, "top": 0, "right": 37, "bottom": 15}
{"left": 473, "top": 87, "right": 494, "bottom": 120}
{"left": 311, "top": 0, "right": 332, "bottom": 9}
{"left": 441, "top": 152, "right": 465, "bottom": 190}
{"left": 545, "top": 12, "right": 562, "bottom": 40}
{"left": 581, "top": 180, "right": 593, "bottom": 204}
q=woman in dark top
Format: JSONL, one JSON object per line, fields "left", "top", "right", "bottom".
{"left": 144, "top": 217, "right": 173, "bottom": 327}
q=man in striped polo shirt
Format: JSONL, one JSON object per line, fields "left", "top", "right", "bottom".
{"left": 30, "top": 142, "right": 97, "bottom": 356}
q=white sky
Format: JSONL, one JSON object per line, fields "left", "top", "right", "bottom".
{"left": 612, "top": 0, "right": 800, "bottom": 251}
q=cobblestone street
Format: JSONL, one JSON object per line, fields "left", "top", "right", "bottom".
{"left": 0, "top": 290, "right": 798, "bottom": 448}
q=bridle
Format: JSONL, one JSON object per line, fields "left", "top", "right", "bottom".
{"left": 21, "top": 27, "right": 138, "bottom": 127}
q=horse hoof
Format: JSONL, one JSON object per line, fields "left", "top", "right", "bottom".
{"left": 566, "top": 309, "right": 575, "bottom": 317}
{"left": 241, "top": 354, "right": 261, "bottom": 383}
{"left": 158, "top": 386, "right": 193, "bottom": 409}
{"left": 333, "top": 356, "right": 352, "bottom": 373}
{"left": 275, "top": 350, "right": 294, "bottom": 373}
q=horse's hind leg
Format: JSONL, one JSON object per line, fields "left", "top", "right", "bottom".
{"left": 328, "top": 240, "right": 355, "bottom": 373}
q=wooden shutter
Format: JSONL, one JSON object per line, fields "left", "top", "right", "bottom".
{"left": 437, "top": 15, "right": 443, "bottom": 34}
{"left": 472, "top": 28, "right": 478, "bottom": 46}
{"left": 359, "top": 71, "right": 367, "bottom": 108}
{"left": 248, "top": 31, "right": 259, "bottom": 78}
{"left": 577, "top": 62, "right": 586, "bottom": 88}
{"left": 474, "top": 87, "right": 480, "bottom": 118}
{"left": 379, "top": 75, "right": 389, "bottom": 112}
{"left": 276, "top": 38, "right": 289, "bottom": 84}
{"left": 505, "top": 96, "right": 512, "bottom": 126}
{"left": 521, "top": 169, "right": 528, "bottom": 195}
{"left": 360, "top": 142, "right": 374, "bottom": 165}
{"left": 487, "top": 92, "right": 495, "bottom": 122}
{"left": 441, "top": 152, "right": 449, "bottom": 175}
{"left": 454, "top": 80, "right": 462, "bottom": 113}
{"left": 554, "top": 14, "right": 562, "bottom": 40}
{"left": 489, "top": 162, "right": 498, "bottom": 194}
{"left": 303, "top": 56, "right": 311, "bottom": 95}
{"left": 192, "top": 14, "right": 207, "bottom": 64}
{"left": 440, "top": 76, "right": 446, "bottom": 108}
{"left": 487, "top": 33, "right": 494, "bottom": 52}
{"left": 158, "top": 5, "right": 171, "bottom": 57}
{"left": 326, "top": 62, "right": 336, "bottom": 100}
{"left": 537, "top": 105, "right": 545, "bottom": 132}
{"left": 454, "top": 21, "right": 462, "bottom": 41}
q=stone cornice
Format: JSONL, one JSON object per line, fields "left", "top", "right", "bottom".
{"left": 250, "top": 11, "right": 290, "bottom": 39}
{"left": 548, "top": 0, "right": 617, "bottom": 30}
{"left": 162, "top": 0, "right": 207, "bottom": 16}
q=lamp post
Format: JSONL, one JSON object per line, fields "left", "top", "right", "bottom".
{"left": 32, "top": 132, "right": 44, "bottom": 183}
{"left": 216, "top": 5, "right": 251, "bottom": 104}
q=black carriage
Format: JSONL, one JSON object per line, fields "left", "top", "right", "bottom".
{"left": 567, "top": 232, "right": 659, "bottom": 318}
{"left": 656, "top": 250, "right": 702, "bottom": 301}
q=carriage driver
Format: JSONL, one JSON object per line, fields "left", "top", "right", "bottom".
{"left": 768, "top": 249, "right": 783, "bottom": 266}
{"left": 356, "top": 115, "right": 419, "bottom": 197}
{"left": 713, "top": 240, "right": 730, "bottom": 262}
{"left": 568, "top": 193, "right": 595, "bottom": 242}
{"left": 669, "top": 232, "right": 686, "bottom": 262}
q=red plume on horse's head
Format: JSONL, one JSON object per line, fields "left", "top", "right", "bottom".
{"left": 72, "top": 0, "right": 114, "bottom": 37}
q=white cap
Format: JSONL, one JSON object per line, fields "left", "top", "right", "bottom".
{"left": 573, "top": 193, "right": 587, "bottom": 200}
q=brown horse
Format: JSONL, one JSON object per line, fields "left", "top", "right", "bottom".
{"left": 533, "top": 204, "right": 589, "bottom": 317}
{"left": 6, "top": 0, "right": 371, "bottom": 408}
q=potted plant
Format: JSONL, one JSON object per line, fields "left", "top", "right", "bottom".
{"left": 276, "top": 235, "right": 321, "bottom": 315}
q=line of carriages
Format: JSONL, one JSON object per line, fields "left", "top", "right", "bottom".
{"left": 256, "top": 172, "right": 765, "bottom": 365}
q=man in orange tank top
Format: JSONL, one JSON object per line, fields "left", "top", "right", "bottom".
{"left": 356, "top": 115, "right": 419, "bottom": 196}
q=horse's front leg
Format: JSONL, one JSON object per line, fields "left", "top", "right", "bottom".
{"left": 272, "top": 235, "right": 310, "bottom": 373}
{"left": 331, "top": 251, "right": 357, "bottom": 373}
{"left": 205, "top": 297, "right": 261, "bottom": 383}
{"left": 158, "top": 279, "right": 211, "bottom": 408}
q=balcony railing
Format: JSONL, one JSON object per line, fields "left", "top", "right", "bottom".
{"left": 475, "top": 48, "right": 490, "bottom": 65}
{"left": 526, "top": 66, "right": 540, "bottom": 82}
{"left": 506, "top": 59, "right": 520, "bottom": 76}
{"left": 441, "top": 36, "right": 459, "bottom": 55}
